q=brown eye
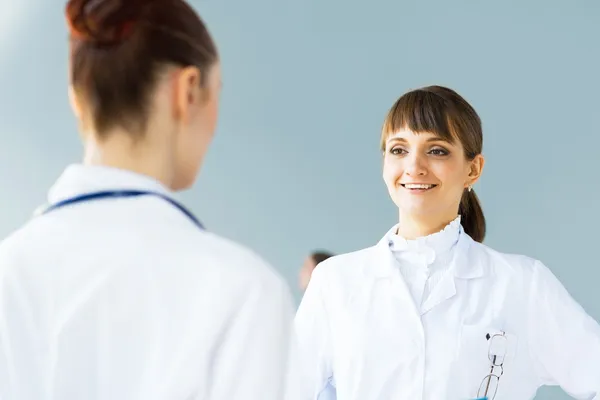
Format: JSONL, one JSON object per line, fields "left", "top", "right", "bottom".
{"left": 390, "top": 147, "right": 407, "bottom": 155}
{"left": 429, "top": 148, "right": 449, "bottom": 156}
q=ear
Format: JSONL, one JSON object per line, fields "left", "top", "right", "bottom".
{"left": 173, "top": 66, "right": 203, "bottom": 125}
{"left": 466, "top": 154, "right": 485, "bottom": 188}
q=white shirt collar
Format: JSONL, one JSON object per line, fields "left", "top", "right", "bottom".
{"left": 386, "top": 216, "right": 462, "bottom": 265}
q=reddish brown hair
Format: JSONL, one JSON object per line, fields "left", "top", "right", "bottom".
{"left": 66, "top": 0, "right": 218, "bottom": 137}
{"left": 380, "top": 86, "right": 486, "bottom": 242}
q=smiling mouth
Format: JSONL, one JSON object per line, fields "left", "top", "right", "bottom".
{"left": 401, "top": 183, "right": 438, "bottom": 191}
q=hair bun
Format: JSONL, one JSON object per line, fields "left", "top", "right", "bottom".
{"left": 65, "top": 0, "right": 147, "bottom": 45}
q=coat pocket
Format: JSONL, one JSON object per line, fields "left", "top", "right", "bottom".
{"left": 453, "top": 324, "right": 519, "bottom": 399}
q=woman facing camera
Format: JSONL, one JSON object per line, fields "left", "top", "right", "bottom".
{"left": 295, "top": 85, "right": 600, "bottom": 399}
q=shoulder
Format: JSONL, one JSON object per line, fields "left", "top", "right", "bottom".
{"left": 192, "top": 233, "right": 296, "bottom": 327}
{"left": 0, "top": 221, "right": 289, "bottom": 303}
{"left": 0, "top": 223, "right": 36, "bottom": 267}
{"left": 187, "top": 231, "right": 290, "bottom": 296}
{"left": 468, "top": 238, "right": 546, "bottom": 280}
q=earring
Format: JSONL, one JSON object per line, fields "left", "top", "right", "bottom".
{"left": 467, "top": 185, "right": 473, "bottom": 192}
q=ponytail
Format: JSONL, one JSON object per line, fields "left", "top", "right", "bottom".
{"left": 459, "top": 189, "right": 486, "bottom": 242}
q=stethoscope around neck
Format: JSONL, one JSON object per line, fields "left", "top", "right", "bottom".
{"left": 36, "top": 189, "right": 205, "bottom": 230}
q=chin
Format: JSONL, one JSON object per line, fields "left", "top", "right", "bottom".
{"left": 171, "top": 172, "right": 197, "bottom": 191}
{"left": 395, "top": 197, "right": 430, "bottom": 211}
{"left": 399, "top": 207, "right": 433, "bottom": 218}
{"left": 170, "top": 157, "right": 203, "bottom": 191}
{"left": 172, "top": 181, "right": 193, "bottom": 191}
{"left": 395, "top": 199, "right": 441, "bottom": 218}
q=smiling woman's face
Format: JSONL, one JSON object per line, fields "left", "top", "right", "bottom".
{"left": 382, "top": 128, "right": 481, "bottom": 223}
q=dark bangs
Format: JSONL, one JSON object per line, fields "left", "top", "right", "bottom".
{"left": 380, "top": 88, "right": 459, "bottom": 151}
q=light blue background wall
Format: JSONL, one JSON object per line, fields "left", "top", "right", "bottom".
{"left": 1, "top": 0, "right": 598, "bottom": 398}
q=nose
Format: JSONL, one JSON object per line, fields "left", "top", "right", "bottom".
{"left": 405, "top": 153, "right": 428, "bottom": 176}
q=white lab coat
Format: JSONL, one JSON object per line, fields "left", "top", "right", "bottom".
{"left": 295, "top": 225, "right": 600, "bottom": 399}
{"left": 0, "top": 164, "right": 296, "bottom": 400}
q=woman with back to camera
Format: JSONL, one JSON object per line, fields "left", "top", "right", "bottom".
{"left": 294, "top": 85, "right": 600, "bottom": 399}
{"left": 0, "top": 1, "right": 296, "bottom": 399}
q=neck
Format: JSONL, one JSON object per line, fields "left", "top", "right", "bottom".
{"left": 396, "top": 212, "right": 458, "bottom": 240}
{"left": 83, "top": 132, "right": 175, "bottom": 189}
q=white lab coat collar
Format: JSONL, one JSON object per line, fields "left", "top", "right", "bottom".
{"left": 362, "top": 227, "right": 486, "bottom": 315}
{"left": 47, "top": 164, "right": 173, "bottom": 204}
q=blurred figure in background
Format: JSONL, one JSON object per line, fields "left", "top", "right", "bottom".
{"left": 299, "top": 250, "right": 334, "bottom": 292}
{"left": 0, "top": 1, "right": 295, "bottom": 399}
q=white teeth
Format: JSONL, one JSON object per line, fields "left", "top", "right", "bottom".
{"left": 404, "top": 184, "right": 435, "bottom": 189}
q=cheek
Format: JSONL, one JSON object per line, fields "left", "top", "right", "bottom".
{"left": 203, "top": 97, "right": 219, "bottom": 135}
{"left": 432, "top": 162, "right": 468, "bottom": 192}
{"left": 382, "top": 157, "right": 401, "bottom": 185}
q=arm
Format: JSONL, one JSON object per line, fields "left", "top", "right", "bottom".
{"left": 528, "top": 260, "right": 600, "bottom": 398}
{"left": 206, "top": 275, "right": 296, "bottom": 400}
{"left": 293, "top": 267, "right": 334, "bottom": 400}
